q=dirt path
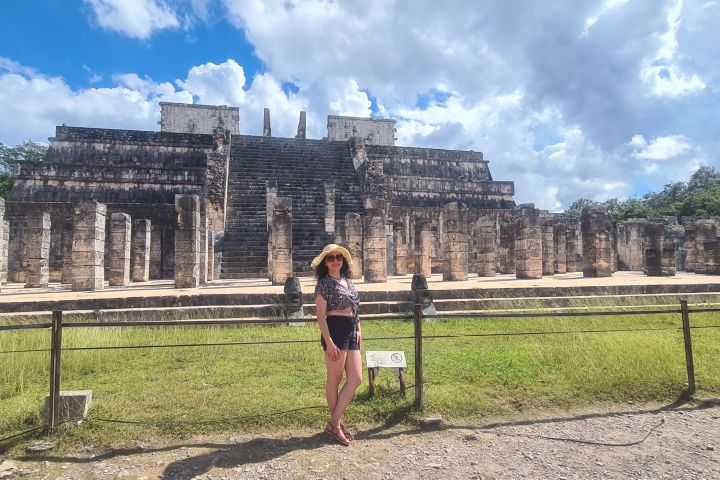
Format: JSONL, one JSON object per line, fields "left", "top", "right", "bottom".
{"left": 3, "top": 402, "right": 719, "bottom": 479}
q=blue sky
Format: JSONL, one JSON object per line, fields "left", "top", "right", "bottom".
{"left": 1, "top": 0, "right": 718, "bottom": 211}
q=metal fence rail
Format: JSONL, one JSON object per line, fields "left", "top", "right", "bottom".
{"left": 0, "top": 299, "right": 717, "bottom": 439}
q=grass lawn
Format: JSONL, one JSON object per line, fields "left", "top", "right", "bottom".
{"left": 1, "top": 308, "right": 718, "bottom": 448}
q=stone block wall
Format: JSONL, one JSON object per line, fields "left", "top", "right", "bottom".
{"left": 327, "top": 116, "right": 396, "bottom": 145}
{"left": 71, "top": 202, "right": 106, "bottom": 291}
{"left": 160, "top": 102, "right": 240, "bottom": 134}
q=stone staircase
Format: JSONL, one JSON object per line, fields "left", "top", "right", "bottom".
{"left": 221, "top": 136, "right": 362, "bottom": 278}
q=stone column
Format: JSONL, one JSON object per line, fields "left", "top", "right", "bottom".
{"left": 266, "top": 181, "right": 278, "bottom": 278}
{"left": 694, "top": 220, "right": 718, "bottom": 274}
{"left": 324, "top": 182, "right": 335, "bottom": 235}
{"left": 363, "top": 199, "right": 387, "bottom": 283}
{"left": 199, "top": 217, "right": 208, "bottom": 285}
{"left": 25, "top": 212, "right": 51, "bottom": 288}
{"left": 207, "top": 231, "right": 215, "bottom": 281}
{"left": 175, "top": 195, "right": 201, "bottom": 288}
{"left": 263, "top": 107, "right": 271, "bottom": 137}
{"left": 150, "top": 224, "right": 162, "bottom": 280}
{"left": 344, "top": 213, "right": 363, "bottom": 279}
{"left": 295, "top": 111, "right": 307, "bottom": 139}
{"left": 131, "top": 219, "right": 151, "bottom": 282}
{"left": 109, "top": 213, "right": 131, "bottom": 286}
{"left": 565, "top": 219, "right": 582, "bottom": 272}
{"left": 540, "top": 212, "right": 554, "bottom": 276}
{"left": 71, "top": 202, "right": 106, "bottom": 291}
{"left": 643, "top": 223, "right": 676, "bottom": 276}
{"left": 514, "top": 204, "right": 542, "bottom": 279}
{"left": 0, "top": 199, "right": 4, "bottom": 286}
{"left": 60, "top": 223, "right": 73, "bottom": 284}
{"left": 270, "top": 197, "right": 293, "bottom": 285}
{"left": 415, "top": 221, "right": 432, "bottom": 277}
{"left": 704, "top": 241, "right": 720, "bottom": 275}
{"left": 161, "top": 225, "right": 175, "bottom": 279}
{"left": 443, "top": 202, "right": 469, "bottom": 281}
{"left": 683, "top": 221, "right": 697, "bottom": 272}
{"left": 553, "top": 222, "right": 567, "bottom": 274}
{"left": 1, "top": 219, "right": 7, "bottom": 284}
{"left": 476, "top": 219, "right": 496, "bottom": 277}
{"left": 393, "top": 222, "right": 408, "bottom": 276}
{"left": 498, "top": 219, "right": 515, "bottom": 274}
{"left": 581, "top": 205, "right": 612, "bottom": 277}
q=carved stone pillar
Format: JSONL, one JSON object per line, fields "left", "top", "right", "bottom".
{"left": 476, "top": 219, "right": 496, "bottom": 277}
{"left": 552, "top": 222, "right": 567, "bottom": 274}
{"left": 704, "top": 241, "right": 720, "bottom": 275}
{"left": 175, "top": 195, "right": 201, "bottom": 288}
{"left": 695, "top": 220, "right": 718, "bottom": 274}
{"left": 61, "top": 223, "right": 73, "bottom": 284}
{"left": 25, "top": 211, "right": 51, "bottom": 288}
{"left": 345, "top": 213, "right": 363, "bottom": 280}
{"left": 266, "top": 181, "right": 278, "bottom": 278}
{"left": 514, "top": 204, "right": 542, "bottom": 279}
{"left": 109, "top": 213, "right": 131, "bottom": 287}
{"left": 565, "top": 219, "right": 582, "bottom": 272}
{"left": 161, "top": 225, "right": 175, "bottom": 279}
{"left": 393, "top": 222, "right": 408, "bottom": 276}
{"left": 71, "top": 202, "right": 106, "bottom": 291}
{"left": 270, "top": 197, "right": 293, "bottom": 286}
{"left": 207, "top": 231, "right": 215, "bottom": 281}
{"left": 415, "top": 221, "right": 432, "bottom": 277}
{"left": 540, "top": 212, "right": 554, "bottom": 276}
{"left": 131, "top": 219, "right": 151, "bottom": 282}
{"left": 363, "top": 199, "right": 387, "bottom": 283}
{"left": 683, "top": 221, "right": 697, "bottom": 272}
{"left": 150, "top": 224, "right": 162, "bottom": 280}
{"left": 325, "top": 182, "right": 336, "bottom": 234}
{"left": 0, "top": 199, "right": 4, "bottom": 286}
{"left": 443, "top": 202, "right": 469, "bottom": 281}
{"left": 263, "top": 107, "right": 271, "bottom": 137}
{"left": 581, "top": 205, "right": 612, "bottom": 277}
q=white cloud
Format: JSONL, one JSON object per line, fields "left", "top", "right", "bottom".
{"left": 85, "top": 0, "right": 180, "bottom": 39}
{"left": 631, "top": 134, "right": 692, "bottom": 160}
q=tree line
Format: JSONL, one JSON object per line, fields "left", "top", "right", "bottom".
{"left": 564, "top": 165, "right": 720, "bottom": 223}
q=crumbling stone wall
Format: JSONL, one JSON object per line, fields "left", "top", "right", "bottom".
{"left": 327, "top": 116, "right": 396, "bottom": 145}
{"left": 160, "top": 102, "right": 239, "bottom": 135}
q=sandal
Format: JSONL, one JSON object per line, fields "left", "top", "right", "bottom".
{"left": 325, "top": 422, "right": 351, "bottom": 446}
{"left": 340, "top": 422, "right": 354, "bottom": 441}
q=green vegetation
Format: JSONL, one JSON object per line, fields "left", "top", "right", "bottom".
{"left": 1, "top": 308, "right": 718, "bottom": 448}
{"left": 0, "top": 140, "right": 48, "bottom": 198}
{"left": 565, "top": 165, "right": 720, "bottom": 223}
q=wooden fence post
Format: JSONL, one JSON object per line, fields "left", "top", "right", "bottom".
{"left": 49, "top": 310, "right": 63, "bottom": 432}
{"left": 413, "top": 303, "right": 424, "bottom": 409}
{"left": 680, "top": 300, "right": 696, "bottom": 395}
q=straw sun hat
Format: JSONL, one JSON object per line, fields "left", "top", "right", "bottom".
{"left": 310, "top": 244, "right": 353, "bottom": 269}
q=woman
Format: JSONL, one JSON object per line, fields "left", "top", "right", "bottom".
{"left": 312, "top": 244, "right": 362, "bottom": 446}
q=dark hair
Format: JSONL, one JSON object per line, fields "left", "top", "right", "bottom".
{"left": 315, "top": 255, "right": 351, "bottom": 281}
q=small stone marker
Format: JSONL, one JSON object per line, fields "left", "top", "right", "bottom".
{"left": 365, "top": 351, "right": 407, "bottom": 397}
{"left": 42, "top": 390, "right": 92, "bottom": 423}
{"left": 420, "top": 416, "right": 443, "bottom": 430}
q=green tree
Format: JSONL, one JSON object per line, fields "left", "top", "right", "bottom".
{"left": 564, "top": 198, "right": 600, "bottom": 218}
{"left": 0, "top": 140, "right": 48, "bottom": 198}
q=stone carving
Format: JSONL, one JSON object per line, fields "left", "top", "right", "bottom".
{"left": 270, "top": 197, "right": 293, "bottom": 285}
{"left": 109, "top": 213, "right": 131, "bottom": 286}
{"left": 476, "top": 219, "right": 496, "bottom": 277}
{"left": 443, "top": 202, "right": 469, "bottom": 281}
{"left": 393, "top": 222, "right": 408, "bottom": 276}
{"left": 71, "top": 202, "right": 106, "bottom": 291}
{"left": 283, "top": 276, "right": 304, "bottom": 319}
{"left": 296, "top": 111, "right": 307, "bottom": 139}
{"left": 174, "top": 195, "right": 201, "bottom": 288}
{"left": 581, "top": 205, "right": 612, "bottom": 278}
{"left": 345, "top": 213, "right": 363, "bottom": 280}
{"left": 363, "top": 198, "right": 388, "bottom": 282}
{"left": 25, "top": 212, "right": 51, "bottom": 288}
{"left": 514, "top": 204, "right": 542, "bottom": 280}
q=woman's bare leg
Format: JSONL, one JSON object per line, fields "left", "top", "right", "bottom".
{"left": 325, "top": 350, "right": 347, "bottom": 418}
{"left": 330, "top": 350, "right": 363, "bottom": 426}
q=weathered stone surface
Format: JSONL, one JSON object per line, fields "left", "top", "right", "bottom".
{"left": 540, "top": 212, "right": 554, "bottom": 276}
{"left": 263, "top": 107, "right": 271, "bottom": 137}
{"left": 109, "top": 213, "right": 131, "bottom": 286}
{"left": 704, "top": 240, "right": 720, "bottom": 275}
{"left": 617, "top": 220, "right": 647, "bottom": 271}
{"left": 71, "top": 202, "right": 106, "bottom": 291}
{"left": 295, "top": 111, "right": 307, "bottom": 140}
{"left": 581, "top": 205, "right": 612, "bottom": 278}
{"left": 175, "top": 195, "right": 200, "bottom": 288}
{"left": 694, "top": 220, "right": 718, "bottom": 274}
{"left": 42, "top": 390, "right": 92, "bottom": 423}
{"left": 345, "top": 213, "right": 363, "bottom": 279}
{"left": 553, "top": 221, "right": 567, "bottom": 274}
{"left": 363, "top": 198, "right": 387, "bottom": 282}
{"left": 327, "top": 116, "right": 396, "bottom": 146}
{"left": 683, "top": 220, "right": 697, "bottom": 272}
{"left": 270, "top": 197, "right": 292, "bottom": 285}
{"left": 393, "top": 222, "right": 408, "bottom": 276}
{"left": 159, "top": 102, "right": 239, "bottom": 135}
{"left": 131, "top": 219, "right": 151, "bottom": 282}
{"left": 415, "top": 221, "right": 432, "bottom": 277}
{"left": 514, "top": 204, "right": 542, "bottom": 280}
{"left": 443, "top": 202, "right": 469, "bottom": 281}
{"left": 325, "top": 182, "right": 336, "bottom": 234}
{"left": 475, "top": 218, "right": 496, "bottom": 277}
{"left": 643, "top": 223, "right": 676, "bottom": 276}
{"left": 283, "top": 276, "right": 304, "bottom": 319}
{"left": 150, "top": 224, "right": 162, "bottom": 280}
{"left": 24, "top": 211, "right": 50, "bottom": 288}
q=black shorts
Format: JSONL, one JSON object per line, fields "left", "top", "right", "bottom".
{"left": 321, "top": 315, "right": 359, "bottom": 351}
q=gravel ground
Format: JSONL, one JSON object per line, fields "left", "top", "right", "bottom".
{"left": 3, "top": 401, "right": 719, "bottom": 479}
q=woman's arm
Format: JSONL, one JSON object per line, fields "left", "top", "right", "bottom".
{"left": 316, "top": 294, "right": 340, "bottom": 360}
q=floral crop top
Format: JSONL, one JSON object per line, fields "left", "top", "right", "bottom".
{"left": 314, "top": 276, "right": 360, "bottom": 326}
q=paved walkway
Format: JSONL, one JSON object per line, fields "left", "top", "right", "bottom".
{"left": 1, "top": 271, "right": 719, "bottom": 305}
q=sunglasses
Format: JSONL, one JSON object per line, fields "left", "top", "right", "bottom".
{"left": 325, "top": 254, "right": 344, "bottom": 262}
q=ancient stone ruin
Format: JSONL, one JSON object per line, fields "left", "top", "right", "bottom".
{"left": 3, "top": 102, "right": 719, "bottom": 289}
